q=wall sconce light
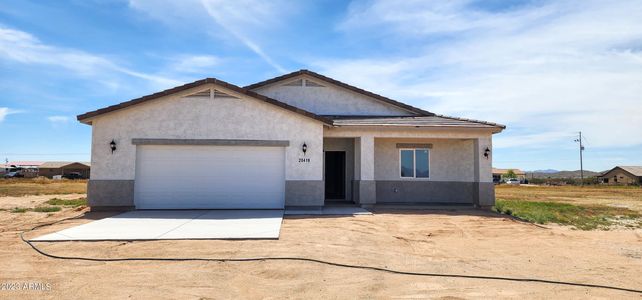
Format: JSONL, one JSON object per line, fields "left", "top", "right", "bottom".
{"left": 302, "top": 142, "right": 308, "bottom": 155}
{"left": 110, "top": 139, "right": 117, "bottom": 154}
{"left": 483, "top": 147, "right": 491, "bottom": 159}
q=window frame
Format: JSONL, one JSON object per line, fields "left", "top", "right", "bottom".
{"left": 399, "top": 148, "right": 431, "bottom": 179}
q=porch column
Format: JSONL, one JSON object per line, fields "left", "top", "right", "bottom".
{"left": 473, "top": 136, "right": 494, "bottom": 207}
{"left": 354, "top": 135, "right": 376, "bottom": 205}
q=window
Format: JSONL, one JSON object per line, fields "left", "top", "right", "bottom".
{"left": 400, "top": 149, "right": 430, "bottom": 178}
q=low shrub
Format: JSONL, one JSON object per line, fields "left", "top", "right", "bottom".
{"left": 46, "top": 198, "right": 87, "bottom": 207}
{"left": 33, "top": 206, "right": 61, "bottom": 213}
{"left": 10, "top": 207, "right": 29, "bottom": 213}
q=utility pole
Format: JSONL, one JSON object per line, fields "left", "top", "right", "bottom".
{"left": 574, "top": 132, "right": 585, "bottom": 186}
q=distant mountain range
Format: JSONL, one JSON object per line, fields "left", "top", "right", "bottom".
{"left": 525, "top": 170, "right": 602, "bottom": 179}
{"left": 532, "top": 169, "right": 559, "bottom": 174}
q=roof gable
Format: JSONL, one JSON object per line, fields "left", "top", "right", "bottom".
{"left": 77, "top": 78, "right": 333, "bottom": 125}
{"left": 245, "top": 70, "right": 433, "bottom": 116}
{"left": 601, "top": 166, "right": 642, "bottom": 177}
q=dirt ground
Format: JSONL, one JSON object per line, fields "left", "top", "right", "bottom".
{"left": 1, "top": 195, "right": 641, "bottom": 299}
{"left": 0, "top": 194, "right": 86, "bottom": 210}
{"left": 496, "top": 185, "right": 642, "bottom": 212}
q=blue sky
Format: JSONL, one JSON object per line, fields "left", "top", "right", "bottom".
{"left": 1, "top": 0, "right": 641, "bottom": 171}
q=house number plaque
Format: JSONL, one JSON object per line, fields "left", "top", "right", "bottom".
{"left": 298, "top": 142, "right": 310, "bottom": 162}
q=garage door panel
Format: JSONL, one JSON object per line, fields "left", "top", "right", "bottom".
{"left": 134, "top": 145, "right": 285, "bottom": 209}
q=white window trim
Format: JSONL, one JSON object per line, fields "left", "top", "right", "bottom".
{"left": 399, "top": 148, "right": 430, "bottom": 180}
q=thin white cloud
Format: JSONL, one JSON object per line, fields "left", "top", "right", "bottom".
{"left": 200, "top": 0, "right": 286, "bottom": 73}
{"left": 0, "top": 107, "right": 21, "bottom": 122}
{"left": 47, "top": 115, "right": 70, "bottom": 123}
{"left": 0, "top": 26, "right": 181, "bottom": 87}
{"left": 129, "top": 0, "right": 289, "bottom": 73}
{"left": 168, "top": 55, "right": 220, "bottom": 74}
{"left": 317, "top": 0, "right": 642, "bottom": 149}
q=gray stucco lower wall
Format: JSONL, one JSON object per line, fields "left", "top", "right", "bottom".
{"left": 285, "top": 180, "right": 324, "bottom": 207}
{"left": 87, "top": 180, "right": 135, "bottom": 210}
{"left": 86, "top": 179, "right": 490, "bottom": 209}
{"left": 376, "top": 181, "right": 477, "bottom": 204}
{"left": 353, "top": 180, "right": 376, "bottom": 205}
{"left": 89, "top": 179, "right": 323, "bottom": 209}
{"left": 474, "top": 182, "right": 495, "bottom": 207}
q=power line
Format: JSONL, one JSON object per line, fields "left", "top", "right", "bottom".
{"left": 581, "top": 134, "right": 591, "bottom": 148}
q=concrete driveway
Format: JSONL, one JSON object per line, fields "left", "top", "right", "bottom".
{"left": 31, "top": 210, "right": 284, "bottom": 241}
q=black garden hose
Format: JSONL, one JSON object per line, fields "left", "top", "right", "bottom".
{"left": 20, "top": 212, "right": 642, "bottom": 295}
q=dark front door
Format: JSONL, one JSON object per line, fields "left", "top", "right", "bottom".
{"left": 325, "top": 151, "right": 346, "bottom": 200}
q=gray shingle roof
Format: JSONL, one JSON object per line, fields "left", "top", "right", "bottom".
{"left": 328, "top": 115, "right": 505, "bottom": 129}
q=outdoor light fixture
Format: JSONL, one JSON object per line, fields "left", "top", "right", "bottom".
{"left": 110, "top": 139, "right": 117, "bottom": 154}
{"left": 302, "top": 142, "right": 308, "bottom": 155}
{"left": 483, "top": 147, "right": 491, "bottom": 159}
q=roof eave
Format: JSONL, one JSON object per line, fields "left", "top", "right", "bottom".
{"left": 331, "top": 124, "right": 505, "bottom": 131}
{"left": 76, "top": 78, "right": 333, "bottom": 126}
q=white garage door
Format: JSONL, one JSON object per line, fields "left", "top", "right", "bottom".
{"left": 134, "top": 145, "right": 285, "bottom": 209}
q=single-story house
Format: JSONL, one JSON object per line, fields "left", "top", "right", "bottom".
{"left": 598, "top": 166, "right": 642, "bottom": 185}
{"left": 77, "top": 70, "right": 505, "bottom": 211}
{"left": 38, "top": 162, "right": 91, "bottom": 178}
{"left": 492, "top": 168, "right": 526, "bottom": 183}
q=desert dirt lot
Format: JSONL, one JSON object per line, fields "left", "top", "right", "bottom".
{"left": 0, "top": 178, "right": 87, "bottom": 197}
{"left": 1, "top": 192, "right": 641, "bottom": 299}
{"left": 496, "top": 185, "right": 642, "bottom": 212}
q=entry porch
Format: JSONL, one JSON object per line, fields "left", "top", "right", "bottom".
{"left": 323, "top": 127, "right": 495, "bottom": 207}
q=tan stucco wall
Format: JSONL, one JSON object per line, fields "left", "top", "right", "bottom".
{"left": 87, "top": 83, "right": 324, "bottom": 181}
{"left": 325, "top": 127, "right": 494, "bottom": 183}
{"left": 375, "top": 138, "right": 475, "bottom": 182}
{"left": 252, "top": 75, "right": 415, "bottom": 116}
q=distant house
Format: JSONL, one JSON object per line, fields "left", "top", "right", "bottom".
{"left": 38, "top": 162, "right": 91, "bottom": 179}
{"left": 598, "top": 166, "right": 642, "bottom": 185}
{"left": 492, "top": 168, "right": 526, "bottom": 183}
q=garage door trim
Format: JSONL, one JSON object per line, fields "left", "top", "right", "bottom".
{"left": 132, "top": 138, "right": 290, "bottom": 147}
